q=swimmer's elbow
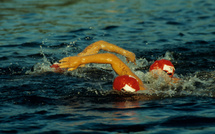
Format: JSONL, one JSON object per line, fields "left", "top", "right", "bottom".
{"left": 94, "top": 40, "right": 106, "bottom": 47}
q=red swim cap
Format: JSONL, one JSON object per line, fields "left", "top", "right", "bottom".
{"left": 113, "top": 75, "right": 140, "bottom": 92}
{"left": 149, "top": 59, "right": 175, "bottom": 77}
{"left": 50, "top": 63, "right": 65, "bottom": 73}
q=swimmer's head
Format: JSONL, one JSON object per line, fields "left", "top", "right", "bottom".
{"left": 113, "top": 75, "right": 140, "bottom": 92}
{"left": 149, "top": 59, "right": 175, "bottom": 77}
{"left": 50, "top": 63, "right": 66, "bottom": 73}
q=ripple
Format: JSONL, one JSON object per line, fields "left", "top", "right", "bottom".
{"left": 102, "top": 25, "right": 119, "bottom": 30}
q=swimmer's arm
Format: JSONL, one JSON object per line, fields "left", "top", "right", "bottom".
{"left": 77, "top": 40, "right": 136, "bottom": 64}
{"left": 172, "top": 77, "right": 181, "bottom": 83}
{"left": 59, "top": 53, "right": 145, "bottom": 90}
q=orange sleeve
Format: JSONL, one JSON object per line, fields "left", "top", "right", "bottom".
{"left": 59, "top": 53, "right": 146, "bottom": 90}
{"left": 77, "top": 40, "right": 136, "bottom": 64}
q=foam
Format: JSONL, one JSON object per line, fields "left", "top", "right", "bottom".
{"left": 25, "top": 50, "right": 215, "bottom": 98}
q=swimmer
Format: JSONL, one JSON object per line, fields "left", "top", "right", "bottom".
{"left": 149, "top": 59, "right": 180, "bottom": 83}
{"left": 54, "top": 40, "right": 178, "bottom": 92}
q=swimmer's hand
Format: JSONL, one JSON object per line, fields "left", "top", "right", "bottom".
{"left": 59, "top": 56, "right": 81, "bottom": 71}
{"left": 126, "top": 52, "right": 136, "bottom": 65}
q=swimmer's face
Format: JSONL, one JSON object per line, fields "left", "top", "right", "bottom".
{"left": 150, "top": 69, "right": 174, "bottom": 79}
{"left": 162, "top": 64, "right": 175, "bottom": 77}
{"left": 149, "top": 59, "right": 175, "bottom": 78}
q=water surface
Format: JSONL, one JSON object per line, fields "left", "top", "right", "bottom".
{"left": 0, "top": 0, "right": 215, "bottom": 133}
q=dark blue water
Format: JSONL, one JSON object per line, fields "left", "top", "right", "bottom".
{"left": 1, "top": 0, "right": 215, "bottom": 133}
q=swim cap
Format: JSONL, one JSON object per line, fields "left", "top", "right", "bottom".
{"left": 113, "top": 75, "right": 140, "bottom": 92}
{"left": 50, "top": 63, "right": 65, "bottom": 73}
{"left": 149, "top": 59, "right": 175, "bottom": 77}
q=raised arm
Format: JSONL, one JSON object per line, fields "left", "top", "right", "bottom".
{"left": 77, "top": 40, "right": 136, "bottom": 64}
{"left": 59, "top": 53, "right": 145, "bottom": 90}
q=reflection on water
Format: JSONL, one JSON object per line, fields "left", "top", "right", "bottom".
{"left": 113, "top": 101, "right": 140, "bottom": 122}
